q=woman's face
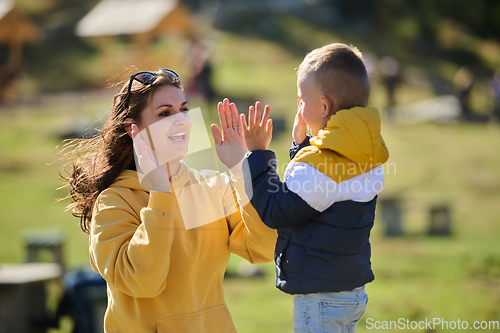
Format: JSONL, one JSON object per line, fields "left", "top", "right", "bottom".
{"left": 136, "top": 85, "right": 192, "bottom": 166}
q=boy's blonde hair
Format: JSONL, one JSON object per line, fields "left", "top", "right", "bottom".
{"left": 297, "top": 43, "right": 370, "bottom": 111}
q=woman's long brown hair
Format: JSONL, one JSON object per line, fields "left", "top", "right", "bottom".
{"left": 61, "top": 70, "right": 183, "bottom": 233}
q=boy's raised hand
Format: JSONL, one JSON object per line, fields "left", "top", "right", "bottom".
{"left": 240, "top": 101, "right": 273, "bottom": 151}
{"left": 293, "top": 105, "right": 308, "bottom": 144}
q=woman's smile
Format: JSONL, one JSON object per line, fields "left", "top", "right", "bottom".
{"left": 168, "top": 131, "right": 187, "bottom": 143}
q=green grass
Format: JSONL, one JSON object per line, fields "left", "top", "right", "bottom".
{"left": 1, "top": 27, "right": 500, "bottom": 333}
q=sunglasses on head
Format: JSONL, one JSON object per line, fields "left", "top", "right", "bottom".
{"left": 123, "top": 68, "right": 180, "bottom": 110}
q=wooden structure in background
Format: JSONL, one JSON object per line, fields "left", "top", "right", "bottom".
{"left": 24, "top": 228, "right": 66, "bottom": 275}
{"left": 76, "top": 0, "right": 194, "bottom": 42}
{"left": 428, "top": 205, "right": 452, "bottom": 236}
{"left": 378, "top": 197, "right": 404, "bottom": 237}
{"left": 0, "top": 263, "right": 61, "bottom": 333}
{"left": 0, "top": 0, "right": 40, "bottom": 102}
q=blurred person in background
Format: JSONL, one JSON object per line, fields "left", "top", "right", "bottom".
{"left": 490, "top": 69, "right": 500, "bottom": 121}
{"left": 378, "top": 56, "right": 402, "bottom": 120}
{"left": 453, "top": 66, "right": 475, "bottom": 120}
{"left": 185, "top": 37, "right": 216, "bottom": 108}
{"left": 62, "top": 69, "right": 275, "bottom": 332}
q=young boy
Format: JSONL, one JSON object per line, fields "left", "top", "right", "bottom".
{"left": 239, "top": 43, "right": 389, "bottom": 332}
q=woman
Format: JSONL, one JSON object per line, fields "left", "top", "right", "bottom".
{"left": 65, "top": 69, "right": 276, "bottom": 332}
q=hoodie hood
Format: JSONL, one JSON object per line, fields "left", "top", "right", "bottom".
{"left": 310, "top": 107, "right": 388, "bottom": 165}
{"left": 294, "top": 107, "right": 389, "bottom": 182}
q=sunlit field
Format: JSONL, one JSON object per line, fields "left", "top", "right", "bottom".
{"left": 1, "top": 25, "right": 499, "bottom": 332}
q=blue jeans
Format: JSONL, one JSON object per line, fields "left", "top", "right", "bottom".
{"left": 293, "top": 286, "right": 368, "bottom": 333}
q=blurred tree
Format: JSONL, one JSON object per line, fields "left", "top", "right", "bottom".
{"left": 21, "top": 0, "right": 100, "bottom": 92}
{"left": 8, "top": 0, "right": 500, "bottom": 94}
{"left": 334, "top": 0, "right": 500, "bottom": 42}
{"left": 0, "top": 0, "right": 41, "bottom": 102}
{"left": 331, "top": 0, "right": 499, "bottom": 78}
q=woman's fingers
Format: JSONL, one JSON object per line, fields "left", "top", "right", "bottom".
{"left": 131, "top": 124, "right": 139, "bottom": 140}
{"left": 132, "top": 126, "right": 143, "bottom": 157}
{"left": 219, "top": 98, "right": 242, "bottom": 130}
{"left": 132, "top": 127, "right": 156, "bottom": 166}
{"left": 223, "top": 98, "right": 232, "bottom": 128}
{"left": 248, "top": 105, "right": 255, "bottom": 129}
{"left": 140, "top": 138, "right": 155, "bottom": 162}
{"left": 217, "top": 101, "right": 229, "bottom": 129}
{"left": 266, "top": 119, "right": 273, "bottom": 135}
{"left": 211, "top": 124, "right": 223, "bottom": 146}
{"left": 136, "top": 135, "right": 147, "bottom": 159}
{"left": 229, "top": 102, "right": 239, "bottom": 129}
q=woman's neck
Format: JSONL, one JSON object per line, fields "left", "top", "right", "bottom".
{"left": 164, "top": 159, "right": 181, "bottom": 179}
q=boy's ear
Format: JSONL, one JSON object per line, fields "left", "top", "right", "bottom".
{"left": 321, "top": 94, "right": 337, "bottom": 118}
{"left": 124, "top": 118, "right": 134, "bottom": 138}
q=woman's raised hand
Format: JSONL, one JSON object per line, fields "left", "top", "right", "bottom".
{"left": 131, "top": 124, "right": 171, "bottom": 193}
{"left": 211, "top": 98, "right": 247, "bottom": 178}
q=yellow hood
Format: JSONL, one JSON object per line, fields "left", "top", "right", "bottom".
{"left": 294, "top": 107, "right": 389, "bottom": 182}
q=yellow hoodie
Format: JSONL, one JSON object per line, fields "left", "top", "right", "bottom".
{"left": 90, "top": 161, "right": 276, "bottom": 332}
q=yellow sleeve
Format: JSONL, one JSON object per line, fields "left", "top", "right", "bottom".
{"left": 90, "top": 189, "right": 176, "bottom": 298}
{"left": 224, "top": 178, "right": 277, "bottom": 264}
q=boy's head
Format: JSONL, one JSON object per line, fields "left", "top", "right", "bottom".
{"left": 296, "top": 43, "right": 370, "bottom": 135}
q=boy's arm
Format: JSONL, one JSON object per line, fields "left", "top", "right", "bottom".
{"left": 243, "top": 150, "right": 320, "bottom": 229}
{"left": 240, "top": 101, "right": 320, "bottom": 229}
{"left": 289, "top": 134, "right": 312, "bottom": 160}
{"left": 240, "top": 102, "right": 386, "bottom": 229}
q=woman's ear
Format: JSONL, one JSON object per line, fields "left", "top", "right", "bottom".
{"left": 124, "top": 118, "right": 134, "bottom": 138}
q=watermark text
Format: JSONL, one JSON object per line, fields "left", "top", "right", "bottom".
{"left": 366, "top": 318, "right": 500, "bottom": 330}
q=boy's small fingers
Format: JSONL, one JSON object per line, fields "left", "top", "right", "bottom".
{"left": 248, "top": 105, "right": 255, "bottom": 129}
{"left": 267, "top": 119, "right": 273, "bottom": 135}
{"left": 255, "top": 101, "right": 261, "bottom": 124}
{"left": 298, "top": 111, "right": 305, "bottom": 123}
{"left": 240, "top": 114, "right": 249, "bottom": 133}
{"left": 261, "top": 105, "right": 271, "bottom": 126}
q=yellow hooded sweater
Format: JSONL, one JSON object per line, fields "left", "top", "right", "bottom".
{"left": 90, "top": 162, "right": 276, "bottom": 332}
